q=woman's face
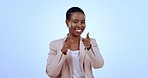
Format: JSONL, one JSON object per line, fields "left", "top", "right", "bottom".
{"left": 66, "top": 12, "right": 86, "bottom": 37}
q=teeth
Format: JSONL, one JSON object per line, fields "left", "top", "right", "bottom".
{"left": 76, "top": 30, "right": 81, "bottom": 32}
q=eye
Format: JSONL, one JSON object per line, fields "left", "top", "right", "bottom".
{"left": 73, "top": 20, "right": 78, "bottom": 24}
{"left": 81, "top": 20, "right": 85, "bottom": 24}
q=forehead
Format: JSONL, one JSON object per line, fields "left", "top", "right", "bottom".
{"left": 70, "top": 12, "right": 85, "bottom": 20}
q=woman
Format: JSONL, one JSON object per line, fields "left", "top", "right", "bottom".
{"left": 46, "top": 7, "right": 104, "bottom": 78}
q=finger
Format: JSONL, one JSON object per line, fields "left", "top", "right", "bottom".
{"left": 86, "top": 32, "right": 90, "bottom": 38}
{"left": 82, "top": 38, "right": 84, "bottom": 41}
{"left": 65, "top": 35, "right": 70, "bottom": 42}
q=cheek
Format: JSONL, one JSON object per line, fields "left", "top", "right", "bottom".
{"left": 83, "top": 25, "right": 86, "bottom": 29}
{"left": 71, "top": 23, "right": 77, "bottom": 27}
{"left": 83, "top": 24, "right": 86, "bottom": 27}
{"left": 68, "top": 22, "right": 76, "bottom": 28}
{"left": 69, "top": 26, "right": 75, "bottom": 31}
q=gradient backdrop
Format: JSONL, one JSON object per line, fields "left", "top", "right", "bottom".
{"left": 0, "top": 0, "right": 148, "bottom": 78}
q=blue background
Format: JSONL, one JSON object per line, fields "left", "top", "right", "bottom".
{"left": 0, "top": 0, "right": 148, "bottom": 78}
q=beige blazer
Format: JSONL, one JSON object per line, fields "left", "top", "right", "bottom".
{"left": 46, "top": 36, "right": 104, "bottom": 78}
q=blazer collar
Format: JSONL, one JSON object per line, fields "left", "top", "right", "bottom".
{"left": 63, "top": 35, "right": 86, "bottom": 72}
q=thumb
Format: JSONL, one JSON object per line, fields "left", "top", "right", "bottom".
{"left": 82, "top": 38, "right": 85, "bottom": 42}
{"left": 86, "top": 32, "right": 90, "bottom": 38}
{"left": 65, "top": 35, "right": 70, "bottom": 42}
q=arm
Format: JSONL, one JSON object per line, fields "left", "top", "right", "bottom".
{"left": 46, "top": 41, "right": 67, "bottom": 77}
{"left": 86, "top": 39, "right": 104, "bottom": 68}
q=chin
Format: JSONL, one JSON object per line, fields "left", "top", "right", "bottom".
{"left": 74, "top": 33, "right": 81, "bottom": 37}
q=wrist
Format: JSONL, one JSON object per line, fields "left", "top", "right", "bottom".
{"left": 61, "top": 49, "right": 67, "bottom": 55}
{"left": 86, "top": 44, "right": 91, "bottom": 50}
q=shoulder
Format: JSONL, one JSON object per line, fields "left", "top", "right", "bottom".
{"left": 50, "top": 38, "right": 64, "bottom": 45}
{"left": 90, "top": 38, "right": 97, "bottom": 43}
{"left": 90, "top": 38, "right": 96, "bottom": 41}
{"left": 90, "top": 38, "right": 98, "bottom": 46}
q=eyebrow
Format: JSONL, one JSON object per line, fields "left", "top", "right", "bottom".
{"left": 72, "top": 19, "right": 85, "bottom": 21}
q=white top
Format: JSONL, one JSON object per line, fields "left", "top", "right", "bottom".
{"left": 70, "top": 50, "right": 85, "bottom": 78}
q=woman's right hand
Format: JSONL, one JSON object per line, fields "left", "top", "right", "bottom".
{"left": 61, "top": 36, "right": 71, "bottom": 55}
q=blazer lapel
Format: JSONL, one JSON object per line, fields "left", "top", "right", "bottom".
{"left": 79, "top": 37, "right": 86, "bottom": 71}
{"left": 62, "top": 36, "right": 85, "bottom": 75}
{"left": 66, "top": 49, "right": 72, "bottom": 71}
{"left": 62, "top": 36, "right": 72, "bottom": 75}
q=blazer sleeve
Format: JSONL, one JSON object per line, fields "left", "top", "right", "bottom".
{"left": 46, "top": 41, "right": 67, "bottom": 77}
{"left": 86, "top": 39, "right": 104, "bottom": 68}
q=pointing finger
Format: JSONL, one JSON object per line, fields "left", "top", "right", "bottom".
{"left": 86, "top": 32, "right": 90, "bottom": 38}
{"left": 82, "top": 38, "right": 85, "bottom": 42}
{"left": 65, "top": 35, "right": 70, "bottom": 42}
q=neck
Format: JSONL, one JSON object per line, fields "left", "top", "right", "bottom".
{"left": 68, "top": 34, "right": 80, "bottom": 43}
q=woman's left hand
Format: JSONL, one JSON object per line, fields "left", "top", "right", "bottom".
{"left": 82, "top": 32, "right": 91, "bottom": 50}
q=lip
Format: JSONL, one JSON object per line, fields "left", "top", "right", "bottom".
{"left": 74, "top": 29, "right": 84, "bottom": 35}
{"left": 74, "top": 27, "right": 84, "bottom": 34}
{"left": 75, "top": 29, "right": 82, "bottom": 32}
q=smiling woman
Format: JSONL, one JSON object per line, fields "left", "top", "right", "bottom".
{"left": 46, "top": 7, "right": 104, "bottom": 78}
{"left": 66, "top": 12, "right": 85, "bottom": 37}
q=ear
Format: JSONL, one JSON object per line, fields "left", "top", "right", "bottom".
{"left": 65, "top": 20, "right": 69, "bottom": 27}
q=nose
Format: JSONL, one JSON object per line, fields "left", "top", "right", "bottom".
{"left": 77, "top": 22, "right": 83, "bottom": 28}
